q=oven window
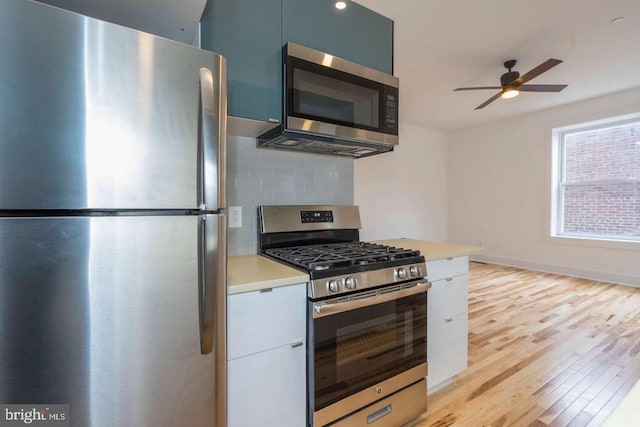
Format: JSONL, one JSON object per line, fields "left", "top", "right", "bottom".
{"left": 312, "top": 292, "right": 427, "bottom": 411}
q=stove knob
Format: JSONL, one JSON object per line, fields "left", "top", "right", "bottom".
{"left": 396, "top": 268, "right": 408, "bottom": 280}
{"left": 327, "top": 280, "right": 340, "bottom": 293}
{"left": 410, "top": 266, "right": 420, "bottom": 277}
{"left": 345, "top": 277, "right": 357, "bottom": 289}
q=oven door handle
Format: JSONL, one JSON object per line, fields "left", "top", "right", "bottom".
{"left": 312, "top": 280, "right": 431, "bottom": 318}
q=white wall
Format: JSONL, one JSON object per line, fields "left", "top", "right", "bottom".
{"left": 355, "top": 122, "right": 448, "bottom": 242}
{"left": 448, "top": 87, "right": 640, "bottom": 286}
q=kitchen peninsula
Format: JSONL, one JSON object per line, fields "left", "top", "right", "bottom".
{"left": 225, "top": 238, "right": 483, "bottom": 426}
{"left": 228, "top": 239, "right": 483, "bottom": 292}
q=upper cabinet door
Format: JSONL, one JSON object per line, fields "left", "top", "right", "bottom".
{"left": 199, "top": 0, "right": 393, "bottom": 124}
{"left": 282, "top": 0, "right": 393, "bottom": 74}
{"left": 201, "top": 0, "right": 282, "bottom": 123}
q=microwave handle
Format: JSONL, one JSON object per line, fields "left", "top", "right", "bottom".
{"left": 312, "top": 280, "right": 431, "bottom": 319}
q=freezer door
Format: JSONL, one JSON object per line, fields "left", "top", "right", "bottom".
{"left": 0, "top": 0, "right": 226, "bottom": 210}
{"left": 0, "top": 216, "right": 221, "bottom": 427}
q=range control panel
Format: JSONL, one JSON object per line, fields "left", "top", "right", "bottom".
{"left": 301, "top": 210, "right": 334, "bottom": 223}
{"left": 260, "top": 205, "right": 361, "bottom": 233}
{"left": 309, "top": 262, "right": 428, "bottom": 299}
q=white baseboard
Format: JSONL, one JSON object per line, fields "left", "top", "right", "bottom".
{"left": 427, "top": 378, "right": 452, "bottom": 395}
{"left": 470, "top": 254, "right": 640, "bottom": 288}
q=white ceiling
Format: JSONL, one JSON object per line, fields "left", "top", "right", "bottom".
{"left": 357, "top": 0, "right": 640, "bottom": 131}
{"left": 35, "top": 0, "right": 640, "bottom": 131}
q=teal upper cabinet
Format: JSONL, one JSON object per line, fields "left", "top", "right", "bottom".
{"left": 200, "top": 0, "right": 393, "bottom": 124}
{"left": 200, "top": 0, "right": 282, "bottom": 123}
{"left": 282, "top": 0, "right": 393, "bottom": 74}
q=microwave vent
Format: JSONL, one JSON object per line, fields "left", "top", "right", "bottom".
{"left": 257, "top": 126, "right": 394, "bottom": 159}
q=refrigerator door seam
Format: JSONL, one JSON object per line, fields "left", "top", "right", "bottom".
{"left": 0, "top": 209, "right": 218, "bottom": 218}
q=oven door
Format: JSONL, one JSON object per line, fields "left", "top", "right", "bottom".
{"left": 309, "top": 281, "right": 429, "bottom": 427}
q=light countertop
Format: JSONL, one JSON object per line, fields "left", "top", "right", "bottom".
{"left": 227, "top": 255, "right": 309, "bottom": 295}
{"left": 227, "top": 239, "right": 483, "bottom": 295}
{"left": 373, "top": 238, "right": 484, "bottom": 261}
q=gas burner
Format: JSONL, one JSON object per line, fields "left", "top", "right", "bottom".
{"left": 258, "top": 205, "right": 428, "bottom": 298}
{"left": 265, "top": 242, "right": 421, "bottom": 275}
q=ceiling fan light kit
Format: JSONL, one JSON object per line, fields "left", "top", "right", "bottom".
{"left": 501, "top": 88, "right": 519, "bottom": 99}
{"left": 454, "top": 58, "right": 567, "bottom": 109}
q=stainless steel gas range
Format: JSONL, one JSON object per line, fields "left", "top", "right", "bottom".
{"left": 259, "top": 205, "right": 429, "bottom": 427}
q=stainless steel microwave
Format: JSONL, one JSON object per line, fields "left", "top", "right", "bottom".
{"left": 258, "top": 43, "right": 399, "bottom": 158}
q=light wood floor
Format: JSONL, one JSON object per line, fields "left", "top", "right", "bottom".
{"left": 414, "top": 262, "right": 640, "bottom": 427}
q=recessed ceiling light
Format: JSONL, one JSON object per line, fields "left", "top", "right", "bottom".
{"left": 335, "top": 1, "right": 347, "bottom": 10}
{"left": 610, "top": 16, "right": 626, "bottom": 24}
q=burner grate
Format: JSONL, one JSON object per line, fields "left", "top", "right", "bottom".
{"left": 265, "top": 242, "right": 421, "bottom": 272}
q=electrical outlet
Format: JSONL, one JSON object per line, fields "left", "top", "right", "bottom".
{"left": 229, "top": 206, "right": 242, "bottom": 228}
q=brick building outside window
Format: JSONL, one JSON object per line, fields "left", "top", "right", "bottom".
{"left": 554, "top": 117, "right": 640, "bottom": 242}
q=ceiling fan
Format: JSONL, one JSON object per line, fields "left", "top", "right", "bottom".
{"left": 454, "top": 59, "right": 567, "bottom": 110}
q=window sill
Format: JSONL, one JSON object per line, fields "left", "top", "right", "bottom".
{"left": 548, "top": 234, "right": 640, "bottom": 251}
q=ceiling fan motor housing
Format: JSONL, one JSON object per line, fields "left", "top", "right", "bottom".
{"left": 501, "top": 71, "right": 520, "bottom": 87}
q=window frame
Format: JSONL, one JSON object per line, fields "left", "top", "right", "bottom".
{"left": 550, "top": 114, "right": 640, "bottom": 248}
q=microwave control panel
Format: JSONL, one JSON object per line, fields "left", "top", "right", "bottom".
{"left": 383, "top": 86, "right": 399, "bottom": 135}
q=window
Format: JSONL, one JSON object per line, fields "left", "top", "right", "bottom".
{"left": 552, "top": 116, "right": 640, "bottom": 242}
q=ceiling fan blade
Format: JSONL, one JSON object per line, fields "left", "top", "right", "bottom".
{"left": 518, "top": 84, "right": 567, "bottom": 92}
{"left": 475, "top": 92, "right": 503, "bottom": 110}
{"left": 454, "top": 86, "right": 502, "bottom": 91}
{"left": 511, "top": 58, "right": 563, "bottom": 86}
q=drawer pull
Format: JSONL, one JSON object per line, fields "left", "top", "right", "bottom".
{"left": 445, "top": 318, "right": 453, "bottom": 323}
{"left": 290, "top": 341, "right": 303, "bottom": 348}
{"left": 446, "top": 257, "right": 454, "bottom": 261}
{"left": 367, "top": 404, "right": 392, "bottom": 424}
{"left": 445, "top": 277, "right": 453, "bottom": 282}
{"left": 259, "top": 288, "right": 273, "bottom": 293}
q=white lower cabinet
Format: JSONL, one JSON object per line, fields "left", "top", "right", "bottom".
{"left": 427, "top": 313, "right": 468, "bottom": 388}
{"left": 228, "top": 342, "right": 306, "bottom": 427}
{"left": 228, "top": 283, "right": 306, "bottom": 360}
{"left": 427, "top": 274, "right": 467, "bottom": 321}
{"left": 227, "top": 283, "right": 306, "bottom": 427}
{"left": 426, "top": 256, "right": 469, "bottom": 391}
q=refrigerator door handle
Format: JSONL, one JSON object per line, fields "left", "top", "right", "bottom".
{"left": 198, "top": 63, "right": 227, "bottom": 212}
{"left": 199, "top": 214, "right": 227, "bottom": 355}
{"left": 198, "top": 213, "right": 227, "bottom": 426}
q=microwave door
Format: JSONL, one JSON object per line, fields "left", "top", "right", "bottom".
{"left": 258, "top": 42, "right": 399, "bottom": 157}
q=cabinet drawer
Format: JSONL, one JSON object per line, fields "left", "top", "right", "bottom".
{"left": 228, "top": 342, "right": 306, "bottom": 427}
{"left": 427, "top": 313, "right": 468, "bottom": 388}
{"left": 428, "top": 274, "right": 468, "bottom": 322}
{"left": 426, "top": 256, "right": 468, "bottom": 281}
{"left": 228, "top": 283, "right": 306, "bottom": 360}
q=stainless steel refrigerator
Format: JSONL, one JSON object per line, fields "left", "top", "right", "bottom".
{"left": 0, "top": 1, "right": 227, "bottom": 426}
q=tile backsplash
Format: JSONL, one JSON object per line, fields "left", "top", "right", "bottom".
{"left": 226, "top": 135, "right": 354, "bottom": 255}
